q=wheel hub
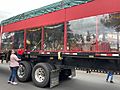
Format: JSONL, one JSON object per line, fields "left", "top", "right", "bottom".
{"left": 35, "top": 68, "right": 45, "bottom": 82}
{"left": 17, "top": 65, "right": 25, "bottom": 78}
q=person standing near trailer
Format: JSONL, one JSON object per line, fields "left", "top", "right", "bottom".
{"left": 106, "top": 71, "right": 114, "bottom": 83}
{"left": 8, "top": 50, "right": 21, "bottom": 85}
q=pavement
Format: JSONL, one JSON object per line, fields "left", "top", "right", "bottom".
{"left": 0, "top": 63, "right": 120, "bottom": 90}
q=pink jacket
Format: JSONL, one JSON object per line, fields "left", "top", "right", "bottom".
{"left": 9, "top": 54, "right": 21, "bottom": 67}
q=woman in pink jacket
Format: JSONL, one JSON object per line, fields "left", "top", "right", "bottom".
{"left": 8, "top": 49, "right": 21, "bottom": 85}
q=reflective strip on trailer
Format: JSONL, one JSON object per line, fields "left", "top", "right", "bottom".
{"left": 95, "top": 53, "right": 119, "bottom": 57}
{"left": 112, "top": 54, "right": 119, "bottom": 56}
{"left": 72, "top": 53, "right": 77, "bottom": 55}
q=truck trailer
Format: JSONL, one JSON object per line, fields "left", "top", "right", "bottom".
{"left": 0, "top": 0, "right": 120, "bottom": 88}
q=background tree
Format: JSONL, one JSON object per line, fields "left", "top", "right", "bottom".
{"left": 101, "top": 13, "right": 120, "bottom": 51}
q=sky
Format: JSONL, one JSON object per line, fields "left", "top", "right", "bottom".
{"left": 0, "top": 0, "right": 61, "bottom": 22}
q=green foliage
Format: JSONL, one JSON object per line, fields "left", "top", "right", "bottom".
{"left": 101, "top": 13, "right": 120, "bottom": 32}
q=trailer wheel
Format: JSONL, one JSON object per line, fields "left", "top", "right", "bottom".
{"left": 32, "top": 63, "right": 54, "bottom": 88}
{"left": 17, "top": 61, "right": 32, "bottom": 82}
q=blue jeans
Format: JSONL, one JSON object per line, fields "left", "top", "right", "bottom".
{"left": 106, "top": 71, "right": 113, "bottom": 81}
{"left": 8, "top": 67, "right": 18, "bottom": 82}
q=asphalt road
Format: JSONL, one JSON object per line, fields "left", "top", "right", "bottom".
{"left": 0, "top": 63, "right": 120, "bottom": 90}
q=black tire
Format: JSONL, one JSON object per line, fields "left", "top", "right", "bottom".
{"left": 59, "top": 69, "right": 71, "bottom": 80}
{"left": 17, "top": 61, "right": 32, "bottom": 82}
{"left": 32, "top": 63, "right": 54, "bottom": 88}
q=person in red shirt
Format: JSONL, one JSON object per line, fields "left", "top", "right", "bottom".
{"left": 17, "top": 49, "right": 24, "bottom": 59}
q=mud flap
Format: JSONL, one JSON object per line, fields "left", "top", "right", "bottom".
{"left": 71, "top": 68, "right": 76, "bottom": 77}
{"left": 50, "top": 69, "right": 59, "bottom": 88}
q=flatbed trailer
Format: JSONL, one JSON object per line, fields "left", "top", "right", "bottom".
{"left": 0, "top": 0, "right": 120, "bottom": 88}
